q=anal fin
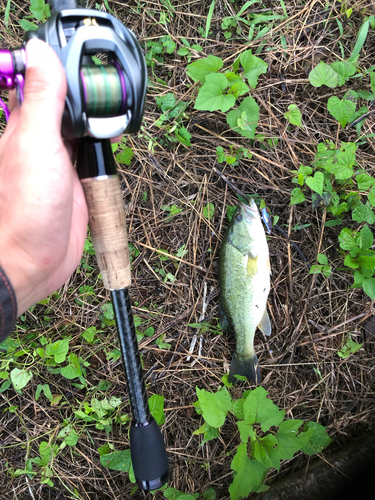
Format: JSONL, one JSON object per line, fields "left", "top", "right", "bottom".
{"left": 258, "top": 309, "right": 271, "bottom": 337}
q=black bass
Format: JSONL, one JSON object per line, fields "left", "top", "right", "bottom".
{"left": 219, "top": 199, "right": 271, "bottom": 384}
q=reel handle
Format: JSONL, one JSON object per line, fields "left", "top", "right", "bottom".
{"left": 77, "top": 138, "right": 169, "bottom": 490}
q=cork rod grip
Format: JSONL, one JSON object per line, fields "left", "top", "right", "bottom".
{"left": 82, "top": 176, "right": 131, "bottom": 290}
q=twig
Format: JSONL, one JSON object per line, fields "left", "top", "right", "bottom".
{"left": 348, "top": 109, "right": 375, "bottom": 128}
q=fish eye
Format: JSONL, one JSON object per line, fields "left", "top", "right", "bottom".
{"left": 235, "top": 214, "right": 243, "bottom": 222}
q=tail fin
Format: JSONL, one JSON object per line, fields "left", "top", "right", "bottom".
{"left": 228, "top": 352, "right": 261, "bottom": 385}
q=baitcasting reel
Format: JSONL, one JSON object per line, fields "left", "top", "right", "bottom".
{"left": 0, "top": 0, "right": 147, "bottom": 139}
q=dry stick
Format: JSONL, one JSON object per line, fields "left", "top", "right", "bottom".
{"left": 288, "top": 204, "right": 294, "bottom": 298}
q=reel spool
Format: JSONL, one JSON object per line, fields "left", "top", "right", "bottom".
{"left": 80, "top": 63, "right": 126, "bottom": 117}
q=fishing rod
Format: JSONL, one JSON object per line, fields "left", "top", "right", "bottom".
{"left": 0, "top": 0, "right": 168, "bottom": 491}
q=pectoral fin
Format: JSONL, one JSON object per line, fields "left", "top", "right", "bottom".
{"left": 258, "top": 309, "right": 271, "bottom": 337}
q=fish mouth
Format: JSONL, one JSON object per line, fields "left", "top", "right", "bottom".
{"left": 239, "top": 199, "right": 259, "bottom": 220}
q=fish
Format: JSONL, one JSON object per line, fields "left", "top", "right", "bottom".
{"left": 219, "top": 199, "right": 271, "bottom": 385}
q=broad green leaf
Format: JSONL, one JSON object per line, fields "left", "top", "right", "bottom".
{"left": 338, "top": 228, "right": 359, "bottom": 256}
{"left": 228, "top": 79, "right": 249, "bottom": 98}
{"left": 308, "top": 61, "right": 340, "bottom": 88}
{"left": 353, "top": 271, "right": 365, "bottom": 286}
{"left": 356, "top": 172, "right": 374, "bottom": 191}
{"left": 327, "top": 95, "right": 356, "bottom": 128}
{"left": 156, "top": 93, "right": 176, "bottom": 112}
{"left": 195, "top": 73, "right": 235, "bottom": 112}
{"left": 243, "top": 387, "right": 285, "bottom": 432}
{"left": 164, "top": 487, "right": 198, "bottom": 500}
{"left": 357, "top": 251, "right": 375, "bottom": 269}
{"left": 175, "top": 127, "right": 191, "bottom": 147}
{"left": 356, "top": 90, "right": 374, "bottom": 100}
{"left": 344, "top": 255, "right": 359, "bottom": 269}
{"left": 177, "top": 47, "right": 190, "bottom": 56}
{"left": 203, "top": 202, "right": 215, "bottom": 219}
{"left": 202, "top": 487, "right": 216, "bottom": 500}
{"left": 196, "top": 387, "right": 231, "bottom": 428}
{"left": 46, "top": 338, "right": 69, "bottom": 364}
{"left": 116, "top": 148, "right": 134, "bottom": 165}
{"left": 227, "top": 97, "right": 259, "bottom": 138}
{"left": 301, "top": 422, "right": 332, "bottom": 456}
{"left": 19, "top": 19, "right": 38, "bottom": 31}
{"left": 149, "top": 394, "right": 165, "bottom": 425}
{"left": 309, "top": 265, "right": 323, "bottom": 274}
{"left": 65, "top": 429, "right": 79, "bottom": 446}
{"left": 338, "top": 335, "right": 363, "bottom": 359}
{"left": 251, "top": 434, "right": 280, "bottom": 470}
{"left": 240, "top": 50, "right": 268, "bottom": 88}
{"left": 363, "top": 277, "right": 375, "bottom": 299}
{"left": 275, "top": 419, "right": 313, "bottom": 461}
{"left": 60, "top": 353, "right": 82, "bottom": 379}
{"left": 36, "top": 441, "right": 58, "bottom": 467}
{"left": 100, "top": 449, "right": 132, "bottom": 471}
{"left": 10, "top": 368, "right": 33, "bottom": 391}
{"left": 330, "top": 60, "right": 356, "bottom": 86}
{"left": 193, "top": 422, "right": 219, "bottom": 445}
{"left": 82, "top": 326, "right": 96, "bottom": 344}
{"left": 186, "top": 55, "right": 223, "bottom": 83}
{"left": 358, "top": 225, "right": 373, "bottom": 250}
{"left": 369, "top": 188, "right": 375, "bottom": 207}
{"left": 237, "top": 420, "right": 255, "bottom": 443}
{"left": 305, "top": 172, "right": 324, "bottom": 196}
{"left": 317, "top": 254, "right": 328, "bottom": 265}
{"left": 229, "top": 443, "right": 268, "bottom": 499}
{"left": 284, "top": 104, "right": 302, "bottom": 127}
{"left": 352, "top": 201, "right": 375, "bottom": 224}
{"left": 370, "top": 72, "right": 375, "bottom": 95}
{"left": 289, "top": 187, "right": 305, "bottom": 205}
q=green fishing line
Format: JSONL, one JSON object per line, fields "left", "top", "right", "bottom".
{"left": 81, "top": 64, "right": 123, "bottom": 117}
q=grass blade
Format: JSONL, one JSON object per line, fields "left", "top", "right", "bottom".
{"left": 205, "top": 0, "right": 216, "bottom": 38}
{"left": 237, "top": 0, "right": 260, "bottom": 18}
{"left": 349, "top": 19, "right": 369, "bottom": 62}
{"left": 5, "top": 0, "right": 11, "bottom": 28}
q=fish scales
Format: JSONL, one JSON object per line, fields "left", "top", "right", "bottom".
{"left": 219, "top": 199, "right": 271, "bottom": 384}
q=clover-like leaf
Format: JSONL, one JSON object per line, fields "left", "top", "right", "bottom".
{"left": 327, "top": 93, "right": 357, "bottom": 128}
{"left": 289, "top": 187, "right": 305, "bottom": 205}
{"left": 305, "top": 172, "right": 324, "bottom": 196}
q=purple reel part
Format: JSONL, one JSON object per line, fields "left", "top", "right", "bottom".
{"left": 0, "top": 48, "right": 26, "bottom": 121}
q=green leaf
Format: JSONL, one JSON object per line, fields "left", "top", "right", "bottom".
{"left": 289, "top": 187, "right": 305, "bottom": 205}
{"left": 203, "top": 202, "right": 215, "bottom": 220}
{"left": 205, "top": 0, "right": 216, "bottom": 38}
{"left": 305, "top": 171, "right": 324, "bottom": 196}
{"left": 30, "top": 0, "right": 50, "bottom": 22}
{"left": 251, "top": 434, "right": 280, "bottom": 470}
{"left": 46, "top": 338, "right": 69, "bottom": 364}
{"left": 175, "top": 127, "right": 191, "bottom": 147}
{"left": 309, "top": 61, "right": 340, "bottom": 88}
{"left": 352, "top": 201, "right": 375, "bottom": 224}
{"left": 116, "top": 148, "right": 134, "bottom": 165}
{"left": 301, "top": 422, "right": 332, "bottom": 456}
{"left": 229, "top": 443, "right": 268, "bottom": 499}
{"left": 10, "top": 368, "right": 33, "bottom": 391}
{"left": 275, "top": 419, "right": 313, "bottom": 461}
{"left": 177, "top": 47, "right": 190, "bottom": 56}
{"left": 35, "top": 384, "right": 53, "bottom": 403}
{"left": 243, "top": 387, "right": 285, "bottom": 432}
{"left": 226, "top": 205, "right": 237, "bottom": 222}
{"left": 164, "top": 487, "right": 198, "bottom": 500}
{"left": 19, "top": 19, "right": 38, "bottom": 31}
{"left": 237, "top": 420, "right": 255, "bottom": 443}
{"left": 344, "top": 254, "right": 359, "bottom": 269}
{"left": 349, "top": 19, "right": 370, "bottom": 62}
{"left": 358, "top": 225, "right": 373, "bottom": 250}
{"left": 370, "top": 72, "right": 375, "bottom": 95}
{"left": 156, "top": 93, "right": 176, "bottom": 112}
{"left": 195, "top": 73, "right": 235, "bottom": 112}
{"left": 356, "top": 172, "right": 374, "bottom": 191}
{"left": 369, "top": 188, "right": 375, "bottom": 207}
{"left": 284, "top": 104, "right": 302, "bottom": 127}
{"left": 317, "top": 254, "right": 328, "bottom": 265}
{"left": 100, "top": 450, "right": 132, "bottom": 472}
{"left": 186, "top": 55, "right": 223, "bottom": 83}
{"left": 363, "top": 277, "right": 375, "bottom": 299}
{"left": 240, "top": 50, "right": 268, "bottom": 88}
{"left": 36, "top": 441, "right": 58, "bottom": 467}
{"left": 149, "top": 394, "right": 165, "bottom": 425}
{"left": 61, "top": 353, "right": 82, "bottom": 379}
{"left": 195, "top": 387, "right": 232, "bottom": 428}
{"left": 309, "top": 265, "right": 323, "bottom": 274}
{"left": 327, "top": 94, "right": 356, "bottom": 128}
{"left": 193, "top": 422, "right": 219, "bottom": 445}
{"left": 227, "top": 97, "right": 259, "bottom": 138}
{"left": 330, "top": 60, "right": 356, "bottom": 86}
{"left": 338, "top": 335, "right": 363, "bottom": 359}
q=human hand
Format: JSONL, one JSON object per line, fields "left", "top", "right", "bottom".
{"left": 0, "top": 39, "right": 88, "bottom": 316}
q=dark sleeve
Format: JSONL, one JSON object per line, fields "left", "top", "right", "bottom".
{"left": 0, "top": 265, "right": 17, "bottom": 343}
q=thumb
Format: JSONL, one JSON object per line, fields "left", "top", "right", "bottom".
{"left": 21, "top": 39, "right": 67, "bottom": 134}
